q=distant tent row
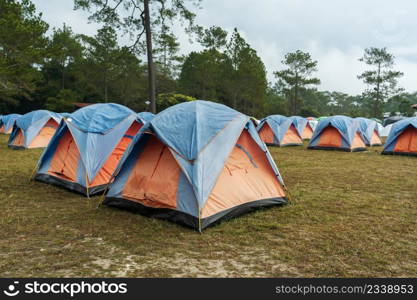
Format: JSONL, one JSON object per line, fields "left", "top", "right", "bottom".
{"left": 307, "top": 115, "right": 417, "bottom": 154}
{"left": 255, "top": 115, "right": 382, "bottom": 151}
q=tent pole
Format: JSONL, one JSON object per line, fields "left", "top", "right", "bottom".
{"left": 85, "top": 172, "right": 90, "bottom": 199}
{"left": 198, "top": 208, "right": 202, "bottom": 233}
{"left": 97, "top": 181, "right": 111, "bottom": 209}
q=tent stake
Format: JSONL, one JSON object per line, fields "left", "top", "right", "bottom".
{"left": 28, "top": 162, "right": 39, "bottom": 182}
{"left": 198, "top": 208, "right": 202, "bottom": 233}
{"left": 97, "top": 182, "right": 111, "bottom": 209}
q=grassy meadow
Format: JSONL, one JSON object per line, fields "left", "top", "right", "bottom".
{"left": 0, "top": 134, "right": 416, "bottom": 277}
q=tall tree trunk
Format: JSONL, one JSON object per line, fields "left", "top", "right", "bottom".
{"left": 104, "top": 69, "right": 108, "bottom": 103}
{"left": 62, "top": 66, "right": 65, "bottom": 90}
{"left": 61, "top": 58, "right": 65, "bottom": 90}
{"left": 294, "top": 73, "right": 299, "bottom": 115}
{"left": 144, "top": 0, "right": 156, "bottom": 114}
{"left": 375, "top": 62, "right": 381, "bottom": 118}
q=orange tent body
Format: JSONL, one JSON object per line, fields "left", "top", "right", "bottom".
{"left": 10, "top": 119, "right": 59, "bottom": 149}
{"left": 308, "top": 116, "right": 367, "bottom": 152}
{"left": 302, "top": 123, "right": 314, "bottom": 139}
{"left": 369, "top": 130, "right": 382, "bottom": 146}
{"left": 0, "top": 124, "right": 12, "bottom": 134}
{"left": 104, "top": 101, "right": 287, "bottom": 231}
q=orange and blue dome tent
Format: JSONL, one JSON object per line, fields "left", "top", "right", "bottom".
{"left": 8, "top": 110, "right": 61, "bottom": 149}
{"left": 35, "top": 103, "right": 152, "bottom": 196}
{"left": 308, "top": 116, "right": 366, "bottom": 152}
{"left": 0, "top": 114, "right": 21, "bottom": 134}
{"left": 103, "top": 100, "right": 287, "bottom": 231}
{"left": 382, "top": 117, "right": 417, "bottom": 156}
{"left": 289, "top": 116, "right": 315, "bottom": 140}
{"left": 356, "top": 117, "right": 382, "bottom": 146}
{"left": 256, "top": 115, "right": 303, "bottom": 146}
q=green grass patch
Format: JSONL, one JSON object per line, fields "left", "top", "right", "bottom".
{"left": 0, "top": 136, "right": 416, "bottom": 277}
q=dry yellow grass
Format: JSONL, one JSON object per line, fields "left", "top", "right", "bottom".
{"left": 0, "top": 136, "right": 416, "bottom": 277}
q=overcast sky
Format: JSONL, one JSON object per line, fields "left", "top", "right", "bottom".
{"left": 32, "top": 0, "right": 417, "bottom": 94}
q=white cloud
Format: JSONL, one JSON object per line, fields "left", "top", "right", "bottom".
{"left": 34, "top": 1, "right": 99, "bottom": 36}
{"left": 396, "top": 57, "right": 417, "bottom": 91}
{"left": 313, "top": 46, "right": 366, "bottom": 94}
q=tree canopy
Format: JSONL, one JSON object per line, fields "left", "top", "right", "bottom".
{"left": 0, "top": 0, "right": 48, "bottom": 106}
{"left": 0, "top": 0, "right": 415, "bottom": 119}
{"left": 274, "top": 50, "right": 320, "bottom": 115}
{"left": 358, "top": 47, "right": 404, "bottom": 118}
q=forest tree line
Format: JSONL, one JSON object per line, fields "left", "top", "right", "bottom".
{"left": 1, "top": 0, "right": 416, "bottom": 118}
